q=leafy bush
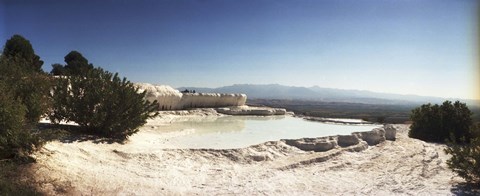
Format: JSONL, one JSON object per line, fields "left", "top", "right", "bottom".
{"left": 445, "top": 124, "right": 480, "bottom": 185}
{"left": 0, "top": 82, "right": 42, "bottom": 159}
{"left": 16, "top": 73, "right": 52, "bottom": 123}
{"left": 409, "top": 101, "right": 473, "bottom": 143}
{"left": 49, "top": 68, "right": 159, "bottom": 139}
{"left": 0, "top": 57, "right": 52, "bottom": 123}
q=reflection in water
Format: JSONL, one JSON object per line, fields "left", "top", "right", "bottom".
{"left": 161, "top": 117, "right": 246, "bottom": 135}
{"left": 157, "top": 115, "right": 286, "bottom": 135}
{"left": 152, "top": 116, "right": 381, "bottom": 149}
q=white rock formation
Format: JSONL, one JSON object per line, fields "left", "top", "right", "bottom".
{"left": 353, "top": 127, "right": 386, "bottom": 145}
{"left": 135, "top": 83, "right": 183, "bottom": 110}
{"left": 337, "top": 135, "right": 360, "bottom": 147}
{"left": 178, "top": 93, "right": 247, "bottom": 109}
{"left": 284, "top": 137, "right": 337, "bottom": 152}
{"left": 384, "top": 124, "right": 397, "bottom": 141}
{"left": 284, "top": 125, "right": 397, "bottom": 152}
{"left": 215, "top": 106, "right": 287, "bottom": 116}
{"left": 135, "top": 83, "right": 247, "bottom": 110}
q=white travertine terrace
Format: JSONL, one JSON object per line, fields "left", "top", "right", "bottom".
{"left": 135, "top": 83, "right": 247, "bottom": 110}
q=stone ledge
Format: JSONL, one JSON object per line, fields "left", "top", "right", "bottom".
{"left": 215, "top": 106, "right": 287, "bottom": 116}
{"left": 282, "top": 125, "right": 397, "bottom": 152}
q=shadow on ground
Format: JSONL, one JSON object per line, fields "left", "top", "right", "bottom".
{"left": 451, "top": 183, "right": 480, "bottom": 196}
{"left": 36, "top": 123, "right": 125, "bottom": 144}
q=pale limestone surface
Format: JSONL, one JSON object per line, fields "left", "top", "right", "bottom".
{"left": 385, "top": 124, "right": 397, "bottom": 140}
{"left": 135, "top": 83, "right": 183, "bottom": 110}
{"left": 31, "top": 113, "right": 462, "bottom": 195}
{"left": 353, "top": 127, "right": 386, "bottom": 145}
{"left": 215, "top": 105, "right": 287, "bottom": 116}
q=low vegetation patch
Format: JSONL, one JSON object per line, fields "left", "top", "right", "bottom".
{"left": 445, "top": 136, "right": 480, "bottom": 186}
{"left": 409, "top": 101, "right": 473, "bottom": 143}
{"left": 445, "top": 123, "right": 480, "bottom": 186}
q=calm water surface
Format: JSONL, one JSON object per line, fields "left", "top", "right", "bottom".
{"left": 154, "top": 116, "right": 381, "bottom": 149}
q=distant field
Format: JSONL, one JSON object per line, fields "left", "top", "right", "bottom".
{"left": 247, "top": 99, "right": 480, "bottom": 124}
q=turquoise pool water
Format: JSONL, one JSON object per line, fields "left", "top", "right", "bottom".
{"left": 153, "top": 115, "right": 381, "bottom": 149}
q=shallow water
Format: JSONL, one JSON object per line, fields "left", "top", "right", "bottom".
{"left": 149, "top": 116, "right": 381, "bottom": 149}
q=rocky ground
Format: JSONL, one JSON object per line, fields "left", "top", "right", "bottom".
{"left": 29, "top": 112, "right": 467, "bottom": 195}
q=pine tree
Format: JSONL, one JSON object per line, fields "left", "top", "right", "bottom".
{"left": 50, "top": 68, "right": 159, "bottom": 139}
{"left": 50, "top": 51, "right": 94, "bottom": 76}
{"left": 2, "top": 34, "right": 44, "bottom": 72}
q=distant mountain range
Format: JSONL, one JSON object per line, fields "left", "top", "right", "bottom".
{"left": 177, "top": 84, "right": 480, "bottom": 107}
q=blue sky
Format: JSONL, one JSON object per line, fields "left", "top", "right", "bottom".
{"left": 1, "top": 0, "right": 478, "bottom": 99}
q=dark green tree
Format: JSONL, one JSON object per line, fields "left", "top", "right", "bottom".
{"left": 50, "top": 51, "right": 94, "bottom": 76}
{"left": 0, "top": 35, "right": 46, "bottom": 160}
{"left": 50, "top": 63, "right": 67, "bottom": 76}
{"left": 50, "top": 67, "right": 159, "bottom": 139}
{"left": 409, "top": 100, "right": 473, "bottom": 143}
{"left": 1, "top": 34, "right": 43, "bottom": 72}
{"left": 0, "top": 39, "right": 52, "bottom": 124}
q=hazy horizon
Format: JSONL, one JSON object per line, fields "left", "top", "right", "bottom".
{"left": 174, "top": 82, "right": 480, "bottom": 101}
{"left": 1, "top": 0, "right": 479, "bottom": 99}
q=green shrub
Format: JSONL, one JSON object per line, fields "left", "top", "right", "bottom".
{"left": 11, "top": 71, "right": 52, "bottom": 124}
{"left": 0, "top": 57, "right": 52, "bottom": 124}
{"left": 49, "top": 68, "right": 159, "bottom": 139}
{"left": 409, "top": 101, "right": 473, "bottom": 143}
{"left": 0, "top": 82, "right": 42, "bottom": 159}
{"left": 445, "top": 125, "right": 480, "bottom": 185}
